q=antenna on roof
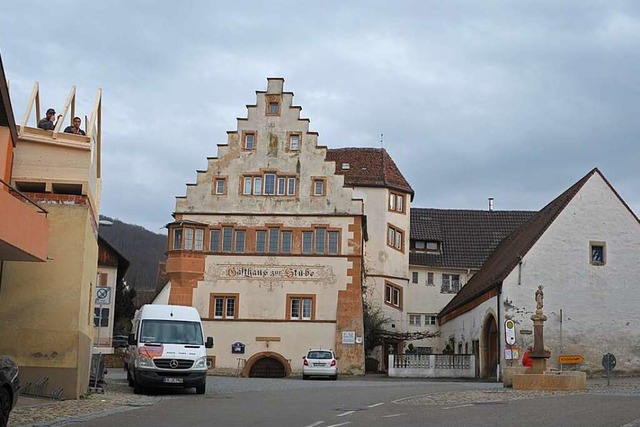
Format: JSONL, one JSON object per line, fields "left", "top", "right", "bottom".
{"left": 380, "top": 133, "right": 384, "bottom": 148}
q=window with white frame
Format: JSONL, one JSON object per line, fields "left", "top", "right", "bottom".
{"left": 441, "top": 274, "right": 461, "bottom": 293}
{"left": 389, "top": 191, "right": 405, "bottom": 213}
{"left": 243, "top": 132, "right": 255, "bottom": 150}
{"left": 93, "top": 307, "right": 109, "bottom": 327}
{"left": 313, "top": 179, "right": 326, "bottom": 196}
{"left": 214, "top": 178, "right": 226, "bottom": 195}
{"left": 194, "top": 229, "right": 204, "bottom": 251}
{"left": 384, "top": 282, "right": 402, "bottom": 309}
{"left": 409, "top": 314, "right": 421, "bottom": 326}
{"left": 412, "top": 272, "right": 419, "bottom": 284}
{"left": 387, "top": 225, "right": 404, "bottom": 252}
{"left": 289, "top": 296, "right": 313, "bottom": 320}
{"left": 425, "top": 315, "right": 437, "bottom": 325}
{"left": 184, "top": 228, "right": 194, "bottom": 250}
{"left": 212, "top": 295, "right": 237, "bottom": 319}
{"left": 210, "top": 227, "right": 245, "bottom": 253}
{"left": 243, "top": 174, "right": 297, "bottom": 196}
{"left": 256, "top": 230, "right": 267, "bottom": 253}
{"left": 289, "top": 134, "right": 300, "bottom": 151}
{"left": 426, "top": 272, "right": 434, "bottom": 286}
{"left": 281, "top": 231, "right": 292, "bottom": 254}
{"left": 173, "top": 229, "right": 183, "bottom": 250}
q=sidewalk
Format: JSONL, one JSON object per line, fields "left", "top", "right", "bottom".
{"left": 9, "top": 371, "right": 161, "bottom": 427}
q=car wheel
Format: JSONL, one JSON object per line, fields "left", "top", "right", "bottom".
{"left": 302, "top": 375, "right": 309, "bottom": 380}
{"left": 195, "top": 381, "right": 206, "bottom": 395}
{"left": 0, "top": 386, "right": 11, "bottom": 427}
{"left": 331, "top": 375, "right": 337, "bottom": 381}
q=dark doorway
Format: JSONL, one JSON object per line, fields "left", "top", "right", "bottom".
{"left": 249, "top": 357, "right": 286, "bottom": 378}
{"left": 473, "top": 340, "right": 480, "bottom": 378}
{"left": 482, "top": 314, "right": 498, "bottom": 379}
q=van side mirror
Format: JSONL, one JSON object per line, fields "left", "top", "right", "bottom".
{"left": 205, "top": 337, "right": 214, "bottom": 349}
{"left": 128, "top": 333, "right": 137, "bottom": 346}
{"left": 302, "top": 356, "right": 306, "bottom": 359}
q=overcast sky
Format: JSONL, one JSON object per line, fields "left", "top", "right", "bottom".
{"left": 2, "top": 1, "right": 639, "bottom": 232}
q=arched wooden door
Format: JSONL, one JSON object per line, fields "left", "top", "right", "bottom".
{"left": 482, "top": 314, "right": 498, "bottom": 379}
{"left": 249, "top": 357, "right": 286, "bottom": 378}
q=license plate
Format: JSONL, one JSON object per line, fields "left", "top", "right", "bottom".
{"left": 313, "top": 363, "right": 326, "bottom": 367}
{"left": 163, "top": 377, "right": 183, "bottom": 384}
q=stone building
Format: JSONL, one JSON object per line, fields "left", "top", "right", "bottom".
{"left": 166, "top": 78, "right": 378, "bottom": 376}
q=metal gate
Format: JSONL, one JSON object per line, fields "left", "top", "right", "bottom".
{"left": 249, "top": 357, "right": 286, "bottom": 378}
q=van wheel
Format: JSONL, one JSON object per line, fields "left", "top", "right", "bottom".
{"left": 331, "top": 375, "right": 338, "bottom": 381}
{"left": 133, "top": 379, "right": 144, "bottom": 395}
{"left": 0, "top": 387, "right": 11, "bottom": 427}
{"left": 195, "top": 381, "right": 206, "bottom": 395}
{"left": 302, "top": 375, "right": 309, "bottom": 380}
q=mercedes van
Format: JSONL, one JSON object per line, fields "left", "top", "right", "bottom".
{"left": 127, "top": 304, "right": 213, "bottom": 394}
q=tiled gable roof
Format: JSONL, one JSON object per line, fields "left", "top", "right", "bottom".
{"left": 410, "top": 209, "right": 536, "bottom": 270}
{"left": 438, "top": 168, "right": 602, "bottom": 321}
{"left": 326, "top": 148, "right": 414, "bottom": 197}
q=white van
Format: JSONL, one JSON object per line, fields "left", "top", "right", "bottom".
{"left": 126, "top": 304, "right": 213, "bottom": 394}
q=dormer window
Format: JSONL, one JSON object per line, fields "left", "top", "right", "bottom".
{"left": 341, "top": 163, "right": 350, "bottom": 170}
{"left": 412, "top": 240, "right": 440, "bottom": 252}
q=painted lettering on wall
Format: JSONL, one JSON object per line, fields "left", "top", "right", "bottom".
{"left": 226, "top": 266, "right": 317, "bottom": 279}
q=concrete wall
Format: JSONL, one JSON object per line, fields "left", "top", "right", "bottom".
{"left": 0, "top": 203, "right": 98, "bottom": 399}
{"left": 501, "top": 173, "right": 640, "bottom": 375}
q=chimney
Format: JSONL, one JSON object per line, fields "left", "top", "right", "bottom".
{"left": 488, "top": 197, "right": 494, "bottom": 211}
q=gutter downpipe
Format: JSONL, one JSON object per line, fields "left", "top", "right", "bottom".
{"left": 496, "top": 282, "right": 502, "bottom": 383}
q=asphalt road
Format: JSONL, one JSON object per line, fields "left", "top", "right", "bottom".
{"left": 72, "top": 376, "right": 640, "bottom": 427}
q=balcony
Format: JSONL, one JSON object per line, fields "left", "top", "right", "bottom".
{"left": 0, "top": 179, "right": 48, "bottom": 261}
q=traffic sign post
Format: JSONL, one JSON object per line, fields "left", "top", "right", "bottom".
{"left": 602, "top": 353, "right": 616, "bottom": 386}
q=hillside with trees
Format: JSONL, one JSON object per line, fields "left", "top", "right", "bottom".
{"left": 99, "top": 215, "right": 167, "bottom": 291}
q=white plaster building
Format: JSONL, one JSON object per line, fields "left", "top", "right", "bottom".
{"left": 406, "top": 209, "right": 534, "bottom": 356}
{"left": 438, "top": 169, "right": 640, "bottom": 377}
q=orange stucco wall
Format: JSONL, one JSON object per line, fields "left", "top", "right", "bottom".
{"left": 0, "top": 127, "right": 12, "bottom": 182}
{"left": 0, "top": 189, "right": 48, "bottom": 261}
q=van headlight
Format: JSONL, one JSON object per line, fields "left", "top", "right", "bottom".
{"left": 138, "top": 356, "right": 153, "bottom": 368}
{"left": 194, "top": 357, "right": 207, "bottom": 369}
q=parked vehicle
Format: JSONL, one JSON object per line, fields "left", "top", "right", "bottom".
{"left": 126, "top": 304, "right": 213, "bottom": 395}
{"left": 112, "top": 335, "right": 129, "bottom": 349}
{"left": 302, "top": 349, "right": 337, "bottom": 380}
{"left": 0, "top": 356, "right": 19, "bottom": 427}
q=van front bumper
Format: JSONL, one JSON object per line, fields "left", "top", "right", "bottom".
{"left": 135, "top": 368, "right": 207, "bottom": 388}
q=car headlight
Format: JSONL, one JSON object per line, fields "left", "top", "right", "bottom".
{"left": 137, "top": 356, "right": 153, "bottom": 368}
{"left": 194, "top": 357, "right": 207, "bottom": 369}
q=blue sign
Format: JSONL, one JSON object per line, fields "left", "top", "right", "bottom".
{"left": 232, "top": 342, "right": 245, "bottom": 354}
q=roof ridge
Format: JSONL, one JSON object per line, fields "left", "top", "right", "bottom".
{"left": 437, "top": 168, "right": 598, "bottom": 322}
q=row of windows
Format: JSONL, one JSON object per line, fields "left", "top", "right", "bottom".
{"left": 213, "top": 175, "right": 327, "bottom": 197}
{"left": 211, "top": 294, "right": 314, "bottom": 321}
{"left": 408, "top": 314, "right": 438, "bottom": 326}
{"left": 242, "top": 131, "right": 300, "bottom": 151}
{"left": 411, "top": 272, "right": 462, "bottom": 293}
{"left": 172, "top": 226, "right": 340, "bottom": 255}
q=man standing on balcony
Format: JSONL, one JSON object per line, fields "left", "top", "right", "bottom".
{"left": 64, "top": 117, "right": 86, "bottom": 135}
{"left": 38, "top": 108, "right": 62, "bottom": 130}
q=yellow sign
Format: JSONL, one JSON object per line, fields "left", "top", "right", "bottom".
{"left": 559, "top": 355, "right": 584, "bottom": 364}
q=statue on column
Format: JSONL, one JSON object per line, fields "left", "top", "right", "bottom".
{"left": 535, "top": 285, "right": 544, "bottom": 312}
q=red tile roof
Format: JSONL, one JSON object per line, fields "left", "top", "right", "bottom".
{"left": 326, "top": 148, "right": 414, "bottom": 198}
{"left": 438, "top": 168, "right": 610, "bottom": 322}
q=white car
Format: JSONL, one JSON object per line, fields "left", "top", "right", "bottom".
{"left": 302, "top": 349, "right": 337, "bottom": 380}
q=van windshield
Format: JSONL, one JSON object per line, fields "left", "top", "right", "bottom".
{"left": 140, "top": 320, "right": 204, "bottom": 345}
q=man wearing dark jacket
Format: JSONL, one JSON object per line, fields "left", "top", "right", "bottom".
{"left": 38, "top": 108, "right": 62, "bottom": 130}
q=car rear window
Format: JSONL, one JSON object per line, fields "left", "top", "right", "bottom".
{"left": 308, "top": 351, "right": 333, "bottom": 359}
